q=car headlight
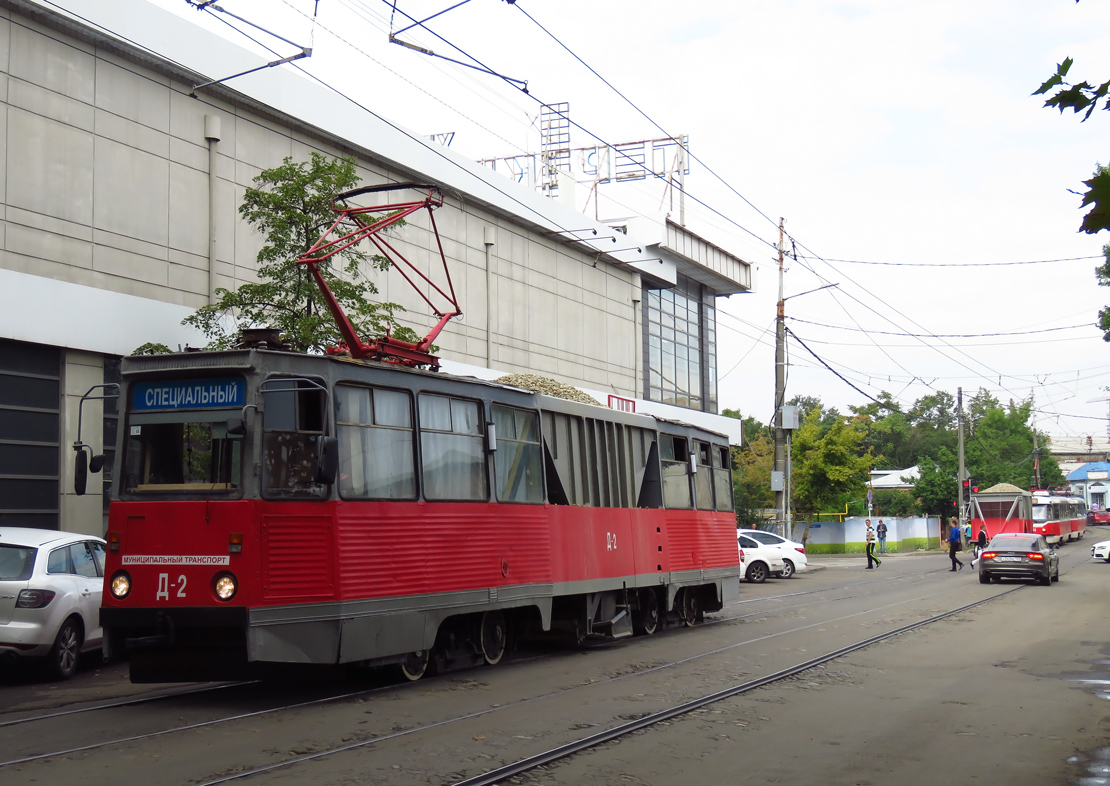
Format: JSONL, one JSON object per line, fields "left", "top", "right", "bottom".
{"left": 17, "top": 589, "right": 56, "bottom": 609}
{"left": 110, "top": 571, "right": 132, "bottom": 599}
{"left": 213, "top": 572, "right": 237, "bottom": 601}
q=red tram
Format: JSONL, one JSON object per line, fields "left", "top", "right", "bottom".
{"left": 96, "top": 347, "right": 741, "bottom": 682}
{"left": 1031, "top": 490, "right": 1087, "bottom": 546}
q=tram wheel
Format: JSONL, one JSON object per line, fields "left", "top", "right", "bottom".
{"left": 480, "top": 610, "right": 507, "bottom": 666}
{"left": 681, "top": 588, "right": 700, "bottom": 628}
{"left": 398, "top": 649, "right": 431, "bottom": 681}
{"left": 633, "top": 589, "right": 659, "bottom": 636}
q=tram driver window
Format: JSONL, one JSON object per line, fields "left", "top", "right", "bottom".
{"left": 124, "top": 417, "right": 243, "bottom": 494}
{"left": 262, "top": 381, "right": 328, "bottom": 499}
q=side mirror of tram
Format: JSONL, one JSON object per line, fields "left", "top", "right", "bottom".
{"left": 226, "top": 417, "right": 246, "bottom": 436}
{"left": 74, "top": 450, "right": 89, "bottom": 496}
{"left": 89, "top": 454, "right": 106, "bottom": 473}
{"left": 314, "top": 436, "right": 339, "bottom": 485}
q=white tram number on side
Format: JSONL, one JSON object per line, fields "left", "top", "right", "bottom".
{"left": 606, "top": 532, "right": 618, "bottom": 551}
{"left": 156, "top": 573, "right": 187, "bottom": 601}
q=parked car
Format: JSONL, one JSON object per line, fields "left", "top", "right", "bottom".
{"left": 0, "top": 528, "right": 106, "bottom": 679}
{"left": 978, "top": 533, "right": 1059, "bottom": 586}
{"left": 737, "top": 533, "right": 786, "bottom": 583}
{"left": 1090, "top": 509, "right": 1110, "bottom": 525}
{"left": 737, "top": 528, "right": 809, "bottom": 578}
{"left": 1091, "top": 540, "right": 1110, "bottom": 562}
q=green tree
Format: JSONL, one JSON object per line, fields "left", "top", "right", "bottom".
{"left": 731, "top": 432, "right": 775, "bottom": 529}
{"left": 964, "top": 398, "right": 1064, "bottom": 490}
{"left": 913, "top": 450, "right": 959, "bottom": 522}
{"left": 851, "top": 393, "right": 909, "bottom": 469}
{"left": 184, "top": 153, "right": 412, "bottom": 352}
{"left": 791, "top": 410, "right": 874, "bottom": 541}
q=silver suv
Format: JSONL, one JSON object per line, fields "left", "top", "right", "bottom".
{"left": 0, "top": 528, "right": 106, "bottom": 679}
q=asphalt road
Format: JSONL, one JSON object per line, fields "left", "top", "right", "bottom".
{"left": 3, "top": 535, "right": 1110, "bottom": 786}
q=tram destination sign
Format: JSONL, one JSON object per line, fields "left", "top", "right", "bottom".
{"left": 132, "top": 378, "right": 245, "bottom": 411}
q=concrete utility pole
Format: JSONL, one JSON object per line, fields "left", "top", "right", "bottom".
{"left": 957, "top": 387, "right": 966, "bottom": 537}
{"left": 773, "top": 218, "right": 787, "bottom": 537}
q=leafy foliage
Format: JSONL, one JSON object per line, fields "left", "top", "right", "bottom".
{"left": 791, "top": 409, "right": 874, "bottom": 520}
{"left": 1034, "top": 55, "right": 1110, "bottom": 235}
{"left": 731, "top": 432, "right": 775, "bottom": 528}
{"left": 183, "top": 153, "right": 414, "bottom": 352}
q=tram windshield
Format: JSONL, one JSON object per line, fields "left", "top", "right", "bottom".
{"left": 1032, "top": 503, "right": 1050, "bottom": 522}
{"left": 123, "top": 412, "right": 243, "bottom": 494}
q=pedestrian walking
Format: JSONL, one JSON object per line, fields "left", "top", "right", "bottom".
{"left": 948, "top": 524, "right": 964, "bottom": 571}
{"left": 866, "top": 520, "right": 882, "bottom": 569}
{"left": 876, "top": 519, "right": 888, "bottom": 553}
{"left": 971, "top": 525, "right": 989, "bottom": 568}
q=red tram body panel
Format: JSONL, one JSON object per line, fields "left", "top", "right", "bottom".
{"left": 99, "top": 349, "right": 741, "bottom": 681}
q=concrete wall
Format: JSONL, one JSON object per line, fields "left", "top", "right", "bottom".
{"left": 793, "top": 517, "right": 942, "bottom": 554}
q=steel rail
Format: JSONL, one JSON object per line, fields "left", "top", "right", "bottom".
{"left": 450, "top": 586, "right": 1027, "bottom": 786}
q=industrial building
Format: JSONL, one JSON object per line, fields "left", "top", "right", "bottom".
{"left": 0, "top": 0, "right": 751, "bottom": 533}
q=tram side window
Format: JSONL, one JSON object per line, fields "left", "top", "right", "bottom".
{"left": 543, "top": 411, "right": 588, "bottom": 506}
{"left": 419, "top": 394, "right": 487, "bottom": 501}
{"left": 713, "top": 445, "right": 734, "bottom": 511}
{"left": 262, "top": 382, "right": 328, "bottom": 499}
{"left": 336, "top": 385, "right": 416, "bottom": 499}
{"left": 694, "top": 440, "right": 714, "bottom": 511}
{"left": 492, "top": 405, "right": 543, "bottom": 503}
{"left": 660, "top": 434, "right": 692, "bottom": 509}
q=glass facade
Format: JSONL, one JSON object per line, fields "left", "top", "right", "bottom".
{"left": 643, "top": 274, "right": 718, "bottom": 412}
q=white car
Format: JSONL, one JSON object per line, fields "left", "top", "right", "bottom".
{"left": 737, "top": 533, "right": 786, "bottom": 583}
{"left": 0, "top": 528, "right": 106, "bottom": 680}
{"left": 738, "top": 528, "right": 809, "bottom": 578}
{"left": 1092, "top": 540, "right": 1110, "bottom": 562}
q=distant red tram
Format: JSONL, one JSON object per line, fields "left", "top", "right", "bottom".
{"left": 97, "top": 348, "right": 741, "bottom": 681}
{"left": 968, "top": 486, "right": 1086, "bottom": 547}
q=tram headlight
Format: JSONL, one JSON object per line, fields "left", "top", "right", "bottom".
{"left": 213, "top": 572, "right": 238, "bottom": 601}
{"left": 110, "top": 571, "right": 132, "bottom": 599}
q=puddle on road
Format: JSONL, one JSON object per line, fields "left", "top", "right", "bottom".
{"left": 1065, "top": 658, "right": 1110, "bottom": 784}
{"left": 1068, "top": 746, "right": 1110, "bottom": 785}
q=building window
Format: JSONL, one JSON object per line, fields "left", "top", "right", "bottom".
{"left": 0, "top": 339, "right": 60, "bottom": 529}
{"left": 643, "top": 274, "right": 718, "bottom": 412}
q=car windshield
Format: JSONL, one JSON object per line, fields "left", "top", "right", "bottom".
{"left": 990, "top": 537, "right": 1037, "bottom": 551}
{"left": 0, "top": 545, "right": 36, "bottom": 581}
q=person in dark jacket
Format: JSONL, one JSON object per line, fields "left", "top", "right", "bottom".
{"left": 971, "top": 525, "right": 989, "bottom": 568}
{"left": 948, "top": 524, "right": 964, "bottom": 571}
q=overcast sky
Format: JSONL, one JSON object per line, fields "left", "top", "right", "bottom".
{"left": 142, "top": 0, "right": 1110, "bottom": 444}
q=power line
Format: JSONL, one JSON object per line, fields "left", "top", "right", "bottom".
{"left": 794, "top": 254, "right": 1104, "bottom": 267}
{"left": 787, "top": 317, "right": 1098, "bottom": 338}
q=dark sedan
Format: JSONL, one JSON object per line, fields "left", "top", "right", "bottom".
{"left": 978, "top": 533, "right": 1059, "bottom": 586}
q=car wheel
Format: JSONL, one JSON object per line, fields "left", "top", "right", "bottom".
{"left": 1040, "top": 571, "right": 1052, "bottom": 587}
{"left": 745, "top": 562, "right": 768, "bottom": 583}
{"left": 1052, "top": 565, "right": 1060, "bottom": 583}
{"left": 780, "top": 559, "right": 795, "bottom": 579}
{"left": 979, "top": 572, "right": 990, "bottom": 585}
{"left": 47, "top": 617, "right": 83, "bottom": 680}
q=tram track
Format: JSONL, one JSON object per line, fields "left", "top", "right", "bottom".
{"left": 3, "top": 548, "right": 1095, "bottom": 784}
